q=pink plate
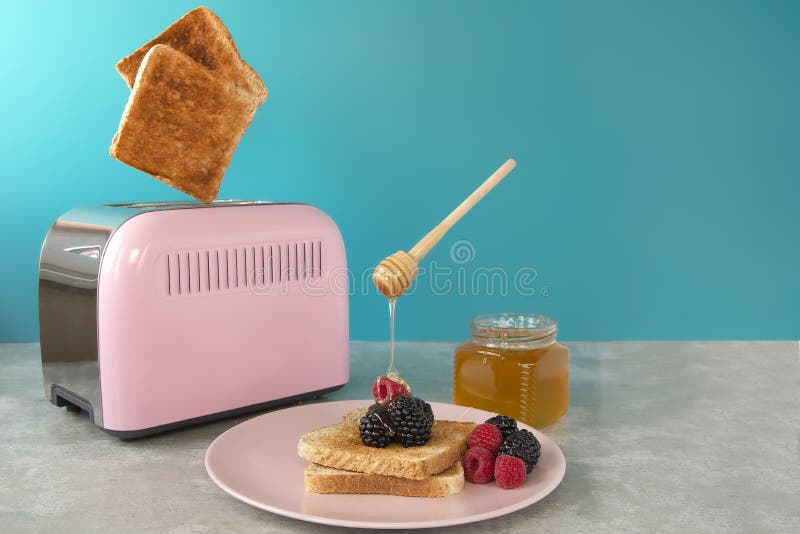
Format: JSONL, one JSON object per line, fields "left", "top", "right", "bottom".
{"left": 205, "top": 400, "right": 566, "bottom": 529}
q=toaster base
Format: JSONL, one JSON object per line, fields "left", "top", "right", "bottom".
{"left": 50, "top": 383, "right": 345, "bottom": 440}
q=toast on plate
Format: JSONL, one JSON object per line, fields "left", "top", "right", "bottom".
{"left": 297, "top": 411, "right": 475, "bottom": 481}
{"left": 304, "top": 461, "right": 464, "bottom": 497}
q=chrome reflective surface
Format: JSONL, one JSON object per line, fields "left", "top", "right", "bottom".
{"left": 38, "top": 206, "right": 141, "bottom": 425}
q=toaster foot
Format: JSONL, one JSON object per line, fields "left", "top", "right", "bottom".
{"left": 51, "top": 385, "right": 96, "bottom": 420}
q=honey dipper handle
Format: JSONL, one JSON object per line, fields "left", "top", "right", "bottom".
{"left": 408, "top": 158, "right": 517, "bottom": 261}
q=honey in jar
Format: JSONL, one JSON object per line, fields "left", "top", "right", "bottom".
{"left": 453, "top": 313, "right": 568, "bottom": 428}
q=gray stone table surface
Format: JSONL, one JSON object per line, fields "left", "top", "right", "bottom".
{"left": 1, "top": 341, "right": 799, "bottom": 533}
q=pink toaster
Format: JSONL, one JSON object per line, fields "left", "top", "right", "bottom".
{"left": 39, "top": 201, "right": 349, "bottom": 438}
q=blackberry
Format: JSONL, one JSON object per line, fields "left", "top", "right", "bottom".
{"left": 413, "top": 397, "right": 434, "bottom": 424}
{"left": 387, "top": 396, "right": 433, "bottom": 447}
{"left": 485, "top": 415, "right": 518, "bottom": 440}
{"left": 498, "top": 429, "right": 541, "bottom": 473}
{"left": 359, "top": 403, "right": 395, "bottom": 448}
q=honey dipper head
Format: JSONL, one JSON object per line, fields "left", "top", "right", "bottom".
{"left": 373, "top": 251, "right": 419, "bottom": 298}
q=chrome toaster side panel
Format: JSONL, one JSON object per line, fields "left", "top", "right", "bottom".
{"left": 39, "top": 206, "right": 145, "bottom": 426}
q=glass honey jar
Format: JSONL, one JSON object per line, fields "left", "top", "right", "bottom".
{"left": 453, "top": 313, "right": 569, "bottom": 428}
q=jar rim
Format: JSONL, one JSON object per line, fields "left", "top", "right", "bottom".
{"left": 470, "top": 312, "right": 557, "bottom": 344}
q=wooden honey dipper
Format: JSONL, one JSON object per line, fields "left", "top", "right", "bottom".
{"left": 373, "top": 158, "right": 517, "bottom": 298}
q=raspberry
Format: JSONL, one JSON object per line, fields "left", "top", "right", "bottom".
{"left": 467, "top": 423, "right": 503, "bottom": 456}
{"left": 372, "top": 374, "right": 411, "bottom": 405}
{"left": 461, "top": 447, "right": 495, "bottom": 484}
{"left": 498, "top": 429, "right": 541, "bottom": 473}
{"left": 494, "top": 455, "right": 527, "bottom": 489}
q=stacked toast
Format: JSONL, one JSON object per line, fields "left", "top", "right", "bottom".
{"left": 109, "top": 7, "right": 266, "bottom": 202}
{"left": 298, "top": 408, "right": 476, "bottom": 497}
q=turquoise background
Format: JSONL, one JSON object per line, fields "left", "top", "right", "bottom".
{"left": 1, "top": 0, "right": 798, "bottom": 342}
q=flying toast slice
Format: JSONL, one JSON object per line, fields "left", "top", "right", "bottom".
{"left": 304, "top": 461, "right": 464, "bottom": 497}
{"left": 116, "top": 6, "right": 266, "bottom": 104}
{"left": 109, "top": 44, "right": 258, "bottom": 203}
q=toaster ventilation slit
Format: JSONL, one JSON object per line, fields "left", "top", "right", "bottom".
{"left": 176, "top": 254, "right": 181, "bottom": 294}
{"left": 305, "top": 241, "right": 310, "bottom": 278}
{"left": 195, "top": 251, "right": 201, "bottom": 294}
{"left": 289, "top": 243, "right": 297, "bottom": 280}
{"left": 268, "top": 245, "right": 273, "bottom": 284}
{"left": 167, "top": 254, "right": 172, "bottom": 296}
{"left": 257, "top": 245, "right": 264, "bottom": 287}
{"left": 305, "top": 242, "right": 310, "bottom": 278}
{"left": 187, "top": 252, "right": 192, "bottom": 293}
{"left": 185, "top": 252, "right": 191, "bottom": 294}
{"left": 214, "top": 250, "right": 220, "bottom": 291}
{"left": 242, "top": 247, "right": 247, "bottom": 288}
{"left": 234, "top": 249, "right": 239, "bottom": 288}
{"left": 309, "top": 241, "right": 314, "bottom": 278}
{"left": 284, "top": 242, "right": 289, "bottom": 282}
{"left": 290, "top": 242, "right": 294, "bottom": 281}
{"left": 279, "top": 244, "right": 284, "bottom": 282}
{"left": 284, "top": 243, "right": 291, "bottom": 282}
{"left": 188, "top": 252, "right": 194, "bottom": 293}
{"left": 222, "top": 250, "right": 228, "bottom": 290}
{"left": 224, "top": 249, "right": 229, "bottom": 290}
{"left": 165, "top": 239, "right": 324, "bottom": 296}
{"left": 233, "top": 248, "right": 239, "bottom": 288}
{"left": 268, "top": 245, "right": 273, "bottom": 285}
{"left": 242, "top": 247, "right": 250, "bottom": 288}
{"left": 234, "top": 248, "right": 240, "bottom": 288}
{"left": 251, "top": 246, "right": 257, "bottom": 287}
{"left": 262, "top": 245, "right": 268, "bottom": 286}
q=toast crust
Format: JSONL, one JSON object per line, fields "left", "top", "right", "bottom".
{"left": 304, "top": 461, "right": 464, "bottom": 497}
{"left": 116, "top": 6, "right": 266, "bottom": 104}
{"left": 298, "top": 416, "right": 476, "bottom": 481}
{"left": 109, "top": 44, "right": 257, "bottom": 203}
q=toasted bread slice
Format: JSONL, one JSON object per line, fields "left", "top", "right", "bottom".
{"left": 297, "top": 415, "right": 476, "bottom": 481}
{"left": 109, "top": 44, "right": 257, "bottom": 203}
{"left": 341, "top": 406, "right": 368, "bottom": 425}
{"left": 304, "top": 461, "right": 464, "bottom": 497}
{"left": 116, "top": 7, "right": 266, "bottom": 104}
